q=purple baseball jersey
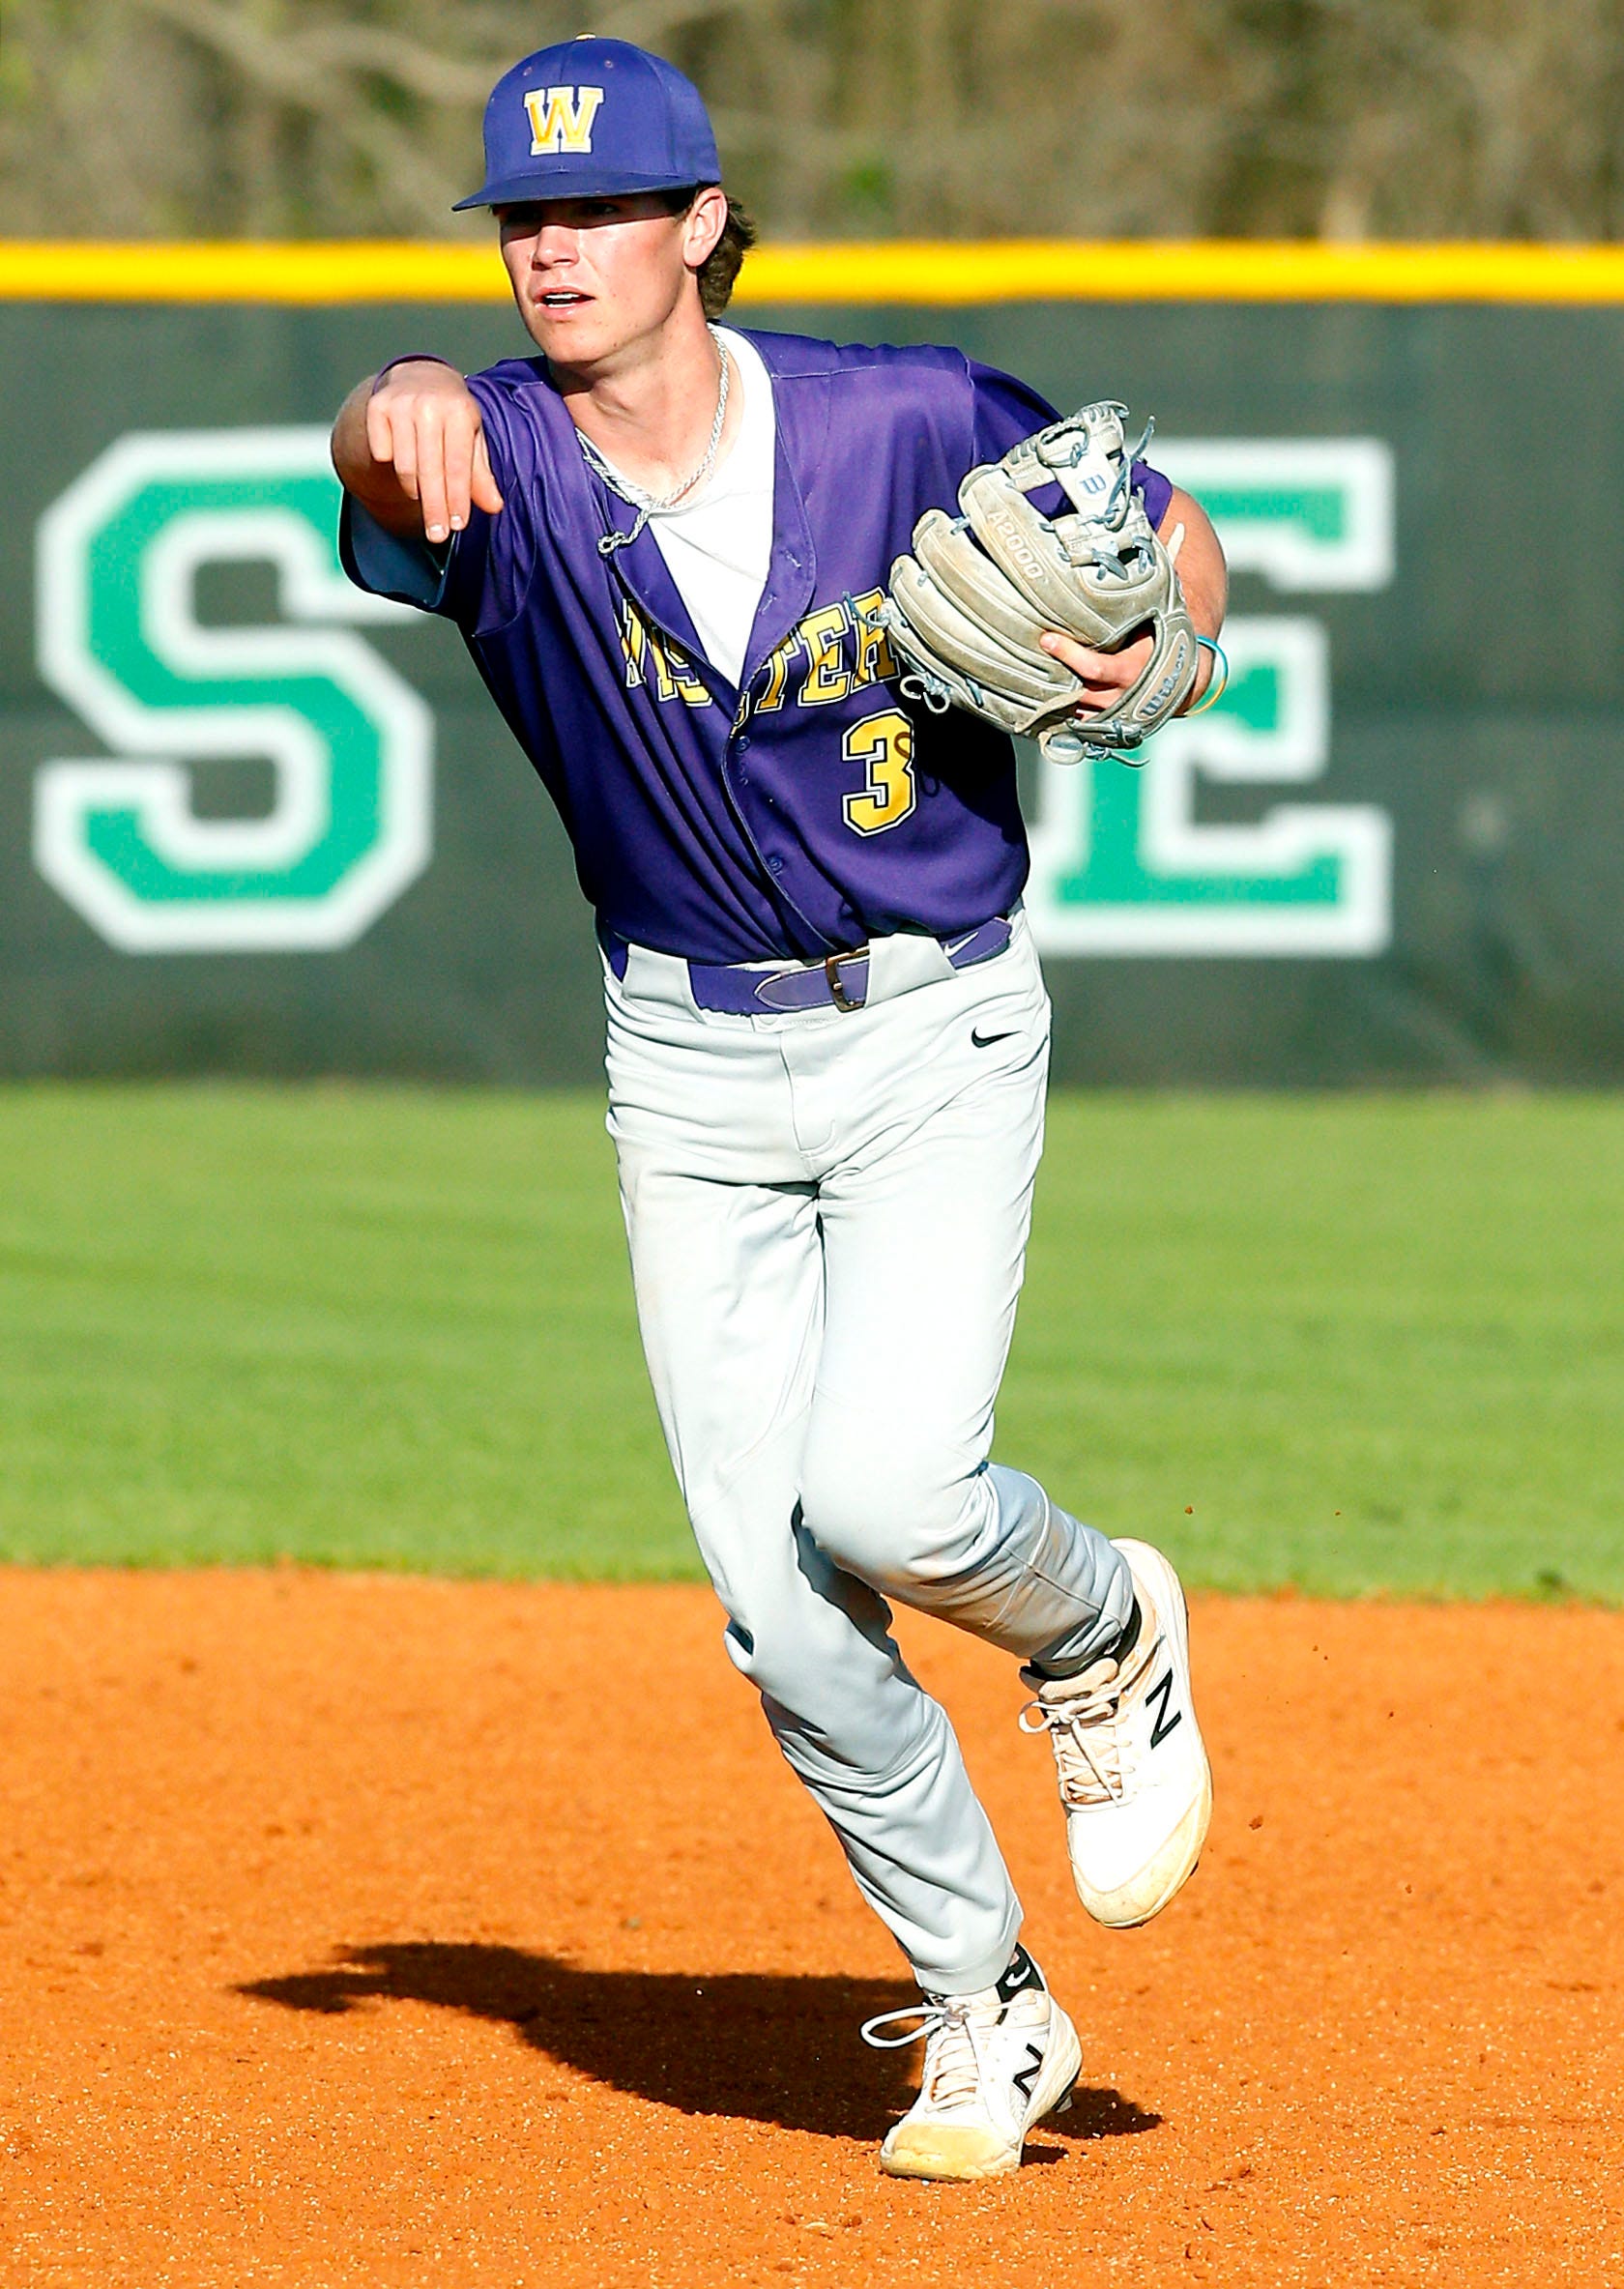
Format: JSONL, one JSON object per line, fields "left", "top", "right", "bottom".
{"left": 341, "top": 331, "right": 1174, "bottom": 965}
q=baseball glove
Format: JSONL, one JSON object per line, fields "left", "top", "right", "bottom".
{"left": 870, "top": 401, "right": 1200, "bottom": 766}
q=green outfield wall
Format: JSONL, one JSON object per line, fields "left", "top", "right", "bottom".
{"left": 6, "top": 245, "right": 1624, "bottom": 1086}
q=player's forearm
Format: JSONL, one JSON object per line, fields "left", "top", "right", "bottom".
{"left": 1157, "top": 486, "right": 1226, "bottom": 711}
{"left": 1161, "top": 487, "right": 1227, "bottom": 641}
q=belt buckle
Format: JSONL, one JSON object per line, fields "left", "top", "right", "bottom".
{"left": 824, "top": 950, "right": 863, "bottom": 1012}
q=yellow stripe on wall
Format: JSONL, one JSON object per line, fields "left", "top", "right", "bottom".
{"left": 6, "top": 238, "right": 1624, "bottom": 305}
{"left": 765, "top": 240, "right": 1624, "bottom": 304}
{"left": 0, "top": 243, "right": 511, "bottom": 303}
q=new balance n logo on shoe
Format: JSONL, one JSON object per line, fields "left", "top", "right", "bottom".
{"left": 1010, "top": 2043, "right": 1045, "bottom": 2102}
{"left": 1146, "top": 1668, "right": 1182, "bottom": 1748}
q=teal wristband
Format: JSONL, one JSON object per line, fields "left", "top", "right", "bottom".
{"left": 1188, "top": 636, "right": 1230, "bottom": 715}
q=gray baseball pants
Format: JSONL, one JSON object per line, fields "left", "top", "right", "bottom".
{"left": 605, "top": 909, "right": 1132, "bottom": 1994}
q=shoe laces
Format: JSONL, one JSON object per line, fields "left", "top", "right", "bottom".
{"left": 1019, "top": 1627, "right": 1163, "bottom": 1808}
{"left": 860, "top": 1997, "right": 993, "bottom": 2114}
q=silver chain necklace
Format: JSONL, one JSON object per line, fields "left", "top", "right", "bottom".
{"left": 581, "top": 327, "right": 731, "bottom": 557}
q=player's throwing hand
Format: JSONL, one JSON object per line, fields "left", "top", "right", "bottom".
{"left": 343, "top": 358, "right": 506, "bottom": 545}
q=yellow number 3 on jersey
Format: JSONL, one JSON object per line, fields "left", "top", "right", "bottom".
{"left": 841, "top": 708, "right": 915, "bottom": 836}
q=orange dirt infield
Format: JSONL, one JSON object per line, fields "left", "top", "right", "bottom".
{"left": 2, "top": 1573, "right": 1622, "bottom": 2288}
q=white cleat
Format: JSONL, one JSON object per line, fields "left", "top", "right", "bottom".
{"left": 1021, "top": 1538, "right": 1213, "bottom": 1929}
{"left": 862, "top": 1948, "right": 1083, "bottom": 2182}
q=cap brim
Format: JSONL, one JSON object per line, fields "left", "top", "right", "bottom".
{"left": 452, "top": 168, "right": 708, "bottom": 210}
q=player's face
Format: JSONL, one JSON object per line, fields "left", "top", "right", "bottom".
{"left": 496, "top": 193, "right": 718, "bottom": 369}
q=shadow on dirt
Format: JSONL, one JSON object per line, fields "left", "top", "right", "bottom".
{"left": 239, "top": 1942, "right": 1163, "bottom": 2145}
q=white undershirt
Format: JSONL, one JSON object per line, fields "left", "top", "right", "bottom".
{"left": 637, "top": 327, "right": 776, "bottom": 687}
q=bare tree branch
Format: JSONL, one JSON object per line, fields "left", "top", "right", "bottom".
{"left": 0, "top": 0, "right": 1620, "bottom": 240}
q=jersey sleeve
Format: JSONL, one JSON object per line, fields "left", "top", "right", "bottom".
{"left": 966, "top": 360, "right": 1059, "bottom": 465}
{"left": 964, "top": 358, "right": 1174, "bottom": 529}
{"left": 338, "top": 500, "right": 455, "bottom": 612}
{"left": 1133, "top": 461, "right": 1174, "bottom": 529}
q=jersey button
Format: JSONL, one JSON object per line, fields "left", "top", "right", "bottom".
{"left": 767, "top": 854, "right": 784, "bottom": 874}
{"left": 736, "top": 736, "right": 750, "bottom": 752}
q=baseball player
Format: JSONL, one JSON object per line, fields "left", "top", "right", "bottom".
{"left": 333, "top": 35, "right": 1227, "bottom": 2183}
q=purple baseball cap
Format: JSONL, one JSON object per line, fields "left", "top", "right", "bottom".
{"left": 452, "top": 37, "right": 721, "bottom": 210}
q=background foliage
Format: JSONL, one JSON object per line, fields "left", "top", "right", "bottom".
{"left": 3, "top": 0, "right": 1624, "bottom": 241}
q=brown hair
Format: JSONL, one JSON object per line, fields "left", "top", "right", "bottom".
{"left": 655, "top": 188, "right": 758, "bottom": 320}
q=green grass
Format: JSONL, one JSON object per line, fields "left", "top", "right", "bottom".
{"left": 1, "top": 1085, "right": 1620, "bottom": 1598}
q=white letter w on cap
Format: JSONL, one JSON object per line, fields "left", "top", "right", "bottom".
{"left": 524, "top": 86, "right": 604, "bottom": 155}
